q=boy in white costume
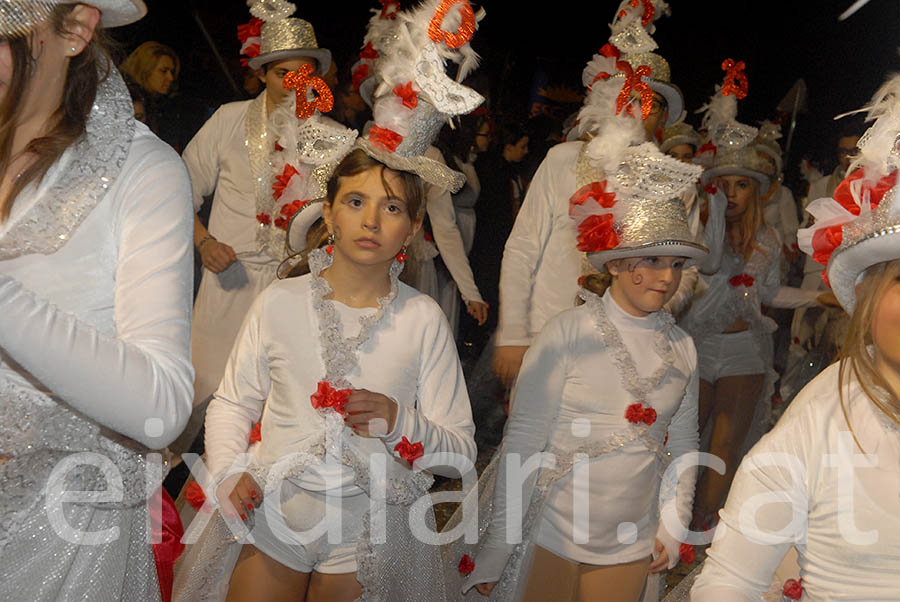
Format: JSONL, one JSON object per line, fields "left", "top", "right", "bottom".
{"left": 181, "top": 0, "right": 355, "bottom": 448}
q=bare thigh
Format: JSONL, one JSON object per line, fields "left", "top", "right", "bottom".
{"left": 708, "top": 373, "right": 765, "bottom": 461}
{"left": 698, "top": 378, "right": 715, "bottom": 434}
{"left": 577, "top": 556, "right": 650, "bottom": 602}
{"left": 226, "top": 545, "right": 310, "bottom": 602}
{"left": 523, "top": 546, "right": 579, "bottom": 602}
{"left": 307, "top": 571, "right": 363, "bottom": 602}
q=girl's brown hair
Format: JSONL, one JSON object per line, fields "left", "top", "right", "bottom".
{"left": 0, "top": 4, "right": 113, "bottom": 220}
{"left": 119, "top": 41, "right": 180, "bottom": 95}
{"left": 838, "top": 259, "right": 900, "bottom": 449}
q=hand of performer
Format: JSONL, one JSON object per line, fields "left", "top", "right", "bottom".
{"left": 817, "top": 292, "right": 841, "bottom": 308}
{"left": 466, "top": 300, "right": 489, "bottom": 326}
{"left": 343, "top": 389, "right": 398, "bottom": 438}
{"left": 648, "top": 539, "right": 670, "bottom": 574}
{"left": 199, "top": 239, "right": 238, "bottom": 273}
{"left": 215, "top": 471, "right": 262, "bottom": 521}
{"left": 492, "top": 345, "right": 529, "bottom": 388}
{"left": 474, "top": 582, "right": 497, "bottom": 596}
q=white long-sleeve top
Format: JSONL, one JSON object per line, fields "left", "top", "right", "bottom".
{"left": 423, "top": 146, "right": 484, "bottom": 304}
{"left": 467, "top": 292, "right": 698, "bottom": 588}
{"left": 204, "top": 274, "right": 477, "bottom": 487}
{"left": 0, "top": 123, "right": 195, "bottom": 449}
{"left": 692, "top": 361, "right": 900, "bottom": 601}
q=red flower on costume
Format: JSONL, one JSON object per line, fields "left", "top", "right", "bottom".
{"left": 782, "top": 578, "right": 803, "bottom": 600}
{"left": 615, "top": 60, "right": 654, "bottom": 120}
{"left": 642, "top": 407, "right": 657, "bottom": 425}
{"left": 570, "top": 181, "right": 616, "bottom": 208}
{"left": 703, "top": 181, "right": 718, "bottom": 195}
{"left": 393, "top": 82, "right": 419, "bottom": 109}
{"left": 458, "top": 554, "right": 475, "bottom": 575}
{"left": 274, "top": 141, "right": 284, "bottom": 152}
{"left": 576, "top": 213, "right": 619, "bottom": 252}
{"left": 679, "top": 543, "right": 695, "bottom": 564}
{"left": 184, "top": 481, "right": 207, "bottom": 511}
{"left": 721, "top": 58, "right": 749, "bottom": 99}
{"left": 360, "top": 41, "right": 379, "bottom": 59}
{"left": 249, "top": 422, "right": 262, "bottom": 444}
{"left": 626, "top": 403, "right": 645, "bottom": 424}
{"left": 256, "top": 213, "right": 271, "bottom": 226}
{"left": 273, "top": 164, "right": 299, "bottom": 201}
{"left": 352, "top": 63, "right": 370, "bottom": 92}
{"left": 394, "top": 436, "right": 424, "bottom": 466}
{"left": 369, "top": 126, "right": 403, "bottom": 153}
{"left": 729, "top": 274, "right": 755, "bottom": 287}
{"left": 310, "top": 381, "right": 352, "bottom": 415}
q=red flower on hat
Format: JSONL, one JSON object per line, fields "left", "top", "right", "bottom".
{"left": 394, "top": 436, "right": 424, "bottom": 466}
{"left": 249, "top": 422, "right": 262, "bottom": 444}
{"left": 811, "top": 225, "right": 843, "bottom": 267}
{"left": 240, "top": 44, "right": 261, "bottom": 67}
{"left": 782, "top": 578, "right": 803, "bottom": 600}
{"left": 679, "top": 543, "right": 695, "bottom": 564}
{"left": 184, "top": 481, "right": 207, "bottom": 511}
{"left": 273, "top": 164, "right": 299, "bottom": 201}
{"left": 576, "top": 213, "right": 619, "bottom": 252}
{"left": 283, "top": 64, "right": 334, "bottom": 119}
{"left": 369, "top": 125, "right": 404, "bottom": 153}
{"left": 729, "top": 274, "right": 755, "bottom": 287}
{"left": 237, "top": 17, "right": 263, "bottom": 44}
{"left": 360, "top": 41, "right": 379, "bottom": 60}
{"left": 274, "top": 200, "right": 307, "bottom": 230}
{"left": 458, "top": 554, "right": 475, "bottom": 575}
{"left": 615, "top": 60, "right": 654, "bottom": 120}
{"left": 380, "top": 0, "right": 400, "bottom": 19}
{"left": 256, "top": 212, "right": 271, "bottom": 226}
{"left": 570, "top": 181, "right": 616, "bottom": 209}
{"left": 599, "top": 42, "right": 620, "bottom": 59}
{"left": 721, "top": 58, "right": 748, "bottom": 99}
{"left": 393, "top": 82, "right": 419, "bottom": 109}
{"left": 617, "top": 0, "right": 655, "bottom": 26}
{"left": 310, "top": 381, "right": 352, "bottom": 415}
{"left": 352, "top": 63, "right": 370, "bottom": 92}
{"left": 696, "top": 141, "right": 718, "bottom": 158}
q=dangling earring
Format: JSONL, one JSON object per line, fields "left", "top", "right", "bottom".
{"left": 326, "top": 233, "right": 334, "bottom": 255}
{"left": 395, "top": 244, "right": 408, "bottom": 263}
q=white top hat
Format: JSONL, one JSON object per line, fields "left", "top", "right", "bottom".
{"left": 0, "top": 0, "right": 146, "bottom": 36}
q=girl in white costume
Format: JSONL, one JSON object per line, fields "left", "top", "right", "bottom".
{"left": 0, "top": 1, "right": 195, "bottom": 600}
{"left": 679, "top": 62, "right": 834, "bottom": 528}
{"left": 453, "top": 74, "right": 707, "bottom": 601}
{"left": 692, "top": 74, "right": 900, "bottom": 601}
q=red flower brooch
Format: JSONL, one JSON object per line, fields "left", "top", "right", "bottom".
{"left": 729, "top": 274, "right": 755, "bottom": 287}
{"left": 249, "top": 422, "right": 262, "bottom": 444}
{"left": 625, "top": 402, "right": 657, "bottom": 425}
{"left": 782, "top": 578, "right": 803, "bottom": 600}
{"left": 311, "top": 381, "right": 351, "bottom": 415}
{"left": 458, "top": 554, "right": 475, "bottom": 575}
{"left": 679, "top": 543, "right": 695, "bottom": 565}
{"left": 394, "top": 436, "right": 424, "bottom": 467}
{"left": 184, "top": 480, "right": 208, "bottom": 511}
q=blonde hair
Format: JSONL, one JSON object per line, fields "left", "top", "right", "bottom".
{"left": 838, "top": 259, "right": 900, "bottom": 449}
{"left": 726, "top": 178, "right": 769, "bottom": 260}
{"left": 120, "top": 41, "right": 180, "bottom": 95}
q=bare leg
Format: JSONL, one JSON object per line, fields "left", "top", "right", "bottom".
{"left": 225, "top": 545, "right": 310, "bottom": 602}
{"left": 697, "top": 378, "right": 716, "bottom": 435}
{"left": 693, "top": 373, "right": 765, "bottom": 516}
{"left": 307, "top": 572, "right": 363, "bottom": 602}
{"left": 522, "top": 546, "right": 579, "bottom": 602}
{"left": 576, "top": 556, "right": 651, "bottom": 602}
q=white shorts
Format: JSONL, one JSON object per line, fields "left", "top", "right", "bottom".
{"left": 250, "top": 482, "right": 368, "bottom": 574}
{"left": 696, "top": 330, "right": 766, "bottom": 383}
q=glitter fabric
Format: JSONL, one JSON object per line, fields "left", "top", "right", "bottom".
{"left": 413, "top": 42, "right": 484, "bottom": 115}
{"left": 721, "top": 58, "right": 749, "bottom": 99}
{"left": 245, "top": 0, "right": 331, "bottom": 72}
{"left": 357, "top": 137, "right": 466, "bottom": 193}
{"left": 427, "top": 0, "right": 476, "bottom": 49}
{"left": 0, "top": 63, "right": 134, "bottom": 261}
{"left": 617, "top": 52, "right": 671, "bottom": 83}
{"left": 609, "top": 19, "right": 658, "bottom": 55}
{"left": 282, "top": 64, "right": 333, "bottom": 119}
{"left": 259, "top": 17, "right": 317, "bottom": 55}
{"left": 249, "top": 0, "right": 294, "bottom": 24}
{"left": 0, "top": 0, "right": 53, "bottom": 37}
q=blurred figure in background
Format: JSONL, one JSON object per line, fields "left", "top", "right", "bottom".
{"left": 120, "top": 41, "right": 184, "bottom": 148}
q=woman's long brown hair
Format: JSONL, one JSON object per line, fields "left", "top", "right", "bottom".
{"left": 0, "top": 4, "right": 112, "bottom": 220}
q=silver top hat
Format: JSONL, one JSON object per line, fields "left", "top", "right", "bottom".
{"left": 0, "top": 0, "right": 145, "bottom": 37}
{"left": 246, "top": 0, "right": 331, "bottom": 73}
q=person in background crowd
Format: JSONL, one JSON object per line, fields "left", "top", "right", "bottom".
{"left": 120, "top": 40, "right": 183, "bottom": 147}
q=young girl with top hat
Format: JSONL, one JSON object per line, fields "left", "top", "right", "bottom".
{"left": 679, "top": 61, "right": 837, "bottom": 529}
{"left": 692, "top": 73, "right": 900, "bottom": 602}
{"left": 172, "top": 2, "right": 484, "bottom": 601}
{"left": 452, "top": 69, "right": 707, "bottom": 601}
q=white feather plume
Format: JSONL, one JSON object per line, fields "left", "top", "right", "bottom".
{"left": 851, "top": 73, "right": 900, "bottom": 177}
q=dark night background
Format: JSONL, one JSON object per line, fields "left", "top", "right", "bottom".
{"left": 113, "top": 0, "right": 900, "bottom": 183}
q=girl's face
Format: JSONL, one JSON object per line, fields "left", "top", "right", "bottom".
{"left": 667, "top": 143, "right": 695, "bottom": 164}
{"left": 146, "top": 55, "right": 175, "bottom": 95}
{"left": 474, "top": 122, "right": 491, "bottom": 153}
{"left": 607, "top": 256, "right": 686, "bottom": 317}
{"left": 323, "top": 166, "right": 420, "bottom": 269}
{"left": 871, "top": 273, "right": 900, "bottom": 374}
{"left": 716, "top": 175, "right": 756, "bottom": 220}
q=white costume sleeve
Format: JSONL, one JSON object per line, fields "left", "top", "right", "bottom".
{"left": 496, "top": 155, "right": 557, "bottom": 346}
{"left": 759, "top": 241, "right": 820, "bottom": 308}
{"left": 691, "top": 402, "right": 809, "bottom": 601}
{"left": 465, "top": 314, "right": 570, "bottom": 590}
{"left": 656, "top": 340, "right": 699, "bottom": 569}
{"left": 182, "top": 107, "right": 223, "bottom": 213}
{"left": 424, "top": 147, "right": 484, "bottom": 304}
{"left": 0, "top": 151, "right": 194, "bottom": 449}
{"left": 698, "top": 190, "right": 727, "bottom": 275}
{"left": 382, "top": 302, "right": 477, "bottom": 476}
{"left": 204, "top": 292, "right": 269, "bottom": 483}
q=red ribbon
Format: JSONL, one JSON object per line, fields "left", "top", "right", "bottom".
{"left": 599, "top": 42, "right": 620, "bottom": 59}
{"left": 380, "top": 0, "right": 400, "bottom": 19}
{"left": 679, "top": 543, "right": 695, "bottom": 565}
{"left": 577, "top": 213, "right": 619, "bottom": 252}
{"left": 256, "top": 212, "right": 271, "bottom": 226}
{"left": 151, "top": 487, "right": 185, "bottom": 602}
{"left": 274, "top": 200, "right": 307, "bottom": 230}
{"left": 272, "top": 164, "right": 299, "bottom": 201}
{"left": 311, "top": 381, "right": 352, "bottom": 414}
{"left": 394, "top": 436, "right": 424, "bottom": 466}
{"left": 696, "top": 140, "right": 717, "bottom": 158}
{"left": 729, "top": 274, "right": 755, "bottom": 287}
{"left": 615, "top": 60, "right": 654, "bottom": 120}
{"left": 360, "top": 41, "right": 379, "bottom": 60}
{"left": 811, "top": 225, "right": 843, "bottom": 267}
{"left": 721, "top": 58, "right": 748, "bottom": 99}
{"left": 393, "top": 81, "right": 419, "bottom": 109}
{"left": 352, "top": 63, "right": 370, "bottom": 92}
{"left": 369, "top": 125, "right": 404, "bottom": 153}
{"left": 240, "top": 43, "right": 260, "bottom": 67}
{"left": 237, "top": 17, "right": 263, "bottom": 44}
{"left": 184, "top": 480, "right": 206, "bottom": 511}
{"left": 570, "top": 181, "right": 616, "bottom": 209}
{"left": 458, "top": 554, "right": 476, "bottom": 575}
{"left": 834, "top": 169, "right": 898, "bottom": 214}
{"left": 249, "top": 422, "right": 262, "bottom": 444}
